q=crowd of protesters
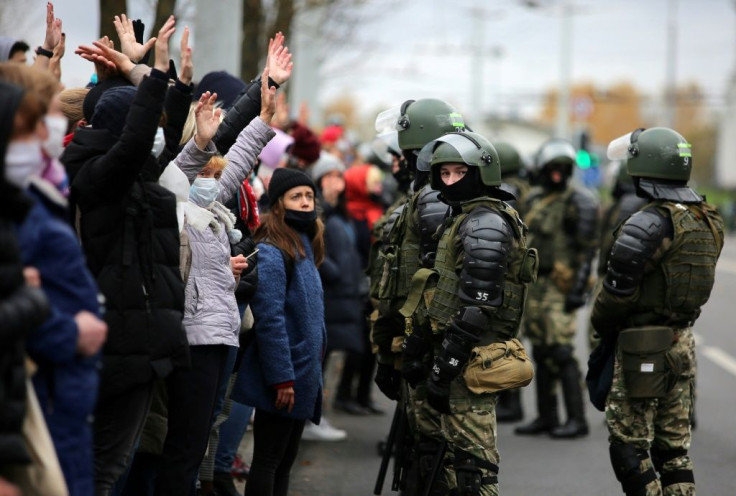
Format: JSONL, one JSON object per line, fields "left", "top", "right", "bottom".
{"left": 0, "top": 3, "right": 394, "bottom": 496}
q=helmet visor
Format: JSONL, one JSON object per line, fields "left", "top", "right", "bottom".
{"left": 607, "top": 132, "right": 636, "bottom": 161}
{"left": 374, "top": 106, "right": 402, "bottom": 135}
{"left": 432, "top": 133, "right": 487, "bottom": 166}
{"left": 415, "top": 141, "right": 435, "bottom": 172}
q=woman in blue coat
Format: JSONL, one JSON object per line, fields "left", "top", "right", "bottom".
{"left": 232, "top": 168, "right": 326, "bottom": 496}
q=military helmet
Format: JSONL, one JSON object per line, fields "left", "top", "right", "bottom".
{"left": 535, "top": 138, "right": 577, "bottom": 175}
{"left": 397, "top": 98, "right": 466, "bottom": 151}
{"left": 625, "top": 127, "right": 691, "bottom": 182}
{"left": 492, "top": 141, "right": 522, "bottom": 175}
{"left": 423, "top": 132, "right": 501, "bottom": 190}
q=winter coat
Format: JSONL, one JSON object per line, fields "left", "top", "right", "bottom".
{"left": 232, "top": 237, "right": 326, "bottom": 423}
{"left": 319, "top": 204, "right": 366, "bottom": 353}
{"left": 61, "top": 70, "right": 191, "bottom": 401}
{"left": 0, "top": 80, "right": 49, "bottom": 466}
{"left": 14, "top": 179, "right": 101, "bottom": 494}
{"left": 0, "top": 218, "right": 49, "bottom": 465}
{"left": 171, "top": 118, "right": 274, "bottom": 345}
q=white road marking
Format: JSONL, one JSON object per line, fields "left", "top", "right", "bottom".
{"left": 701, "top": 346, "right": 736, "bottom": 377}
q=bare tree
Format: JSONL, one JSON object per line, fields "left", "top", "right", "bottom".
{"left": 99, "top": 0, "right": 128, "bottom": 39}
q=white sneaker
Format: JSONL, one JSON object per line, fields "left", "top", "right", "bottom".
{"left": 301, "top": 418, "right": 347, "bottom": 442}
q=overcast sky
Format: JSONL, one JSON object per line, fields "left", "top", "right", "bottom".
{"left": 5, "top": 0, "right": 735, "bottom": 123}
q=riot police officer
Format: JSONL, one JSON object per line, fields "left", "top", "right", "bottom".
{"left": 413, "top": 131, "right": 536, "bottom": 495}
{"left": 592, "top": 127, "right": 723, "bottom": 496}
{"left": 370, "top": 99, "right": 465, "bottom": 494}
{"left": 515, "top": 139, "right": 599, "bottom": 439}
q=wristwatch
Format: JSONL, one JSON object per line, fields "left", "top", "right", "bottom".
{"left": 36, "top": 46, "right": 54, "bottom": 58}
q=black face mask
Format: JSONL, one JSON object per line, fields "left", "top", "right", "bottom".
{"left": 392, "top": 166, "right": 413, "bottom": 193}
{"left": 284, "top": 209, "right": 318, "bottom": 237}
{"left": 439, "top": 168, "right": 484, "bottom": 204}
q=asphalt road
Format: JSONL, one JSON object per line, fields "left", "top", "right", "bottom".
{"left": 284, "top": 237, "right": 736, "bottom": 496}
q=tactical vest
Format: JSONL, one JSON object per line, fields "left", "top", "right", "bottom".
{"left": 427, "top": 198, "right": 534, "bottom": 338}
{"left": 524, "top": 187, "right": 575, "bottom": 274}
{"left": 372, "top": 191, "right": 423, "bottom": 311}
{"left": 628, "top": 200, "right": 724, "bottom": 327}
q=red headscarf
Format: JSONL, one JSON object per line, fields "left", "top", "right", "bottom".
{"left": 344, "top": 163, "right": 384, "bottom": 230}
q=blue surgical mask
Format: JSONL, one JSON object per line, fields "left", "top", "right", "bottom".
{"left": 189, "top": 177, "right": 219, "bottom": 207}
{"left": 151, "top": 127, "right": 165, "bottom": 158}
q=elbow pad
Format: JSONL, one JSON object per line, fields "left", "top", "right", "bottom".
{"left": 603, "top": 209, "right": 670, "bottom": 296}
{"left": 458, "top": 208, "right": 514, "bottom": 306}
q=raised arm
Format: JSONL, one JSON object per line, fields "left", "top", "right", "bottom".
{"left": 218, "top": 68, "right": 276, "bottom": 203}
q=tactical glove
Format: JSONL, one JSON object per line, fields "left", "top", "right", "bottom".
{"left": 426, "top": 374, "right": 452, "bottom": 414}
{"left": 374, "top": 362, "right": 402, "bottom": 401}
{"left": 401, "top": 333, "right": 429, "bottom": 388}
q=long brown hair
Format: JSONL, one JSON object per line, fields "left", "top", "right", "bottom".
{"left": 254, "top": 198, "right": 325, "bottom": 267}
{"left": 0, "top": 62, "right": 60, "bottom": 137}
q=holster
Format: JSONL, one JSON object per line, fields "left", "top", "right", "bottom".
{"left": 618, "top": 326, "right": 679, "bottom": 398}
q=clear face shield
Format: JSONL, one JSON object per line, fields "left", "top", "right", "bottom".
{"left": 374, "top": 106, "right": 403, "bottom": 136}
{"left": 607, "top": 128, "right": 646, "bottom": 161}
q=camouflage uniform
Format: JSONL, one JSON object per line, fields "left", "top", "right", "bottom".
{"left": 517, "top": 181, "right": 599, "bottom": 438}
{"left": 591, "top": 126, "right": 723, "bottom": 496}
{"left": 592, "top": 201, "right": 723, "bottom": 496}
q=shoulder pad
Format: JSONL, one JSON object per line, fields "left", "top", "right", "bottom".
{"left": 570, "top": 187, "right": 599, "bottom": 211}
{"left": 458, "top": 208, "right": 515, "bottom": 306}
{"left": 603, "top": 208, "right": 672, "bottom": 296}
{"left": 381, "top": 203, "right": 406, "bottom": 243}
{"left": 567, "top": 187, "right": 600, "bottom": 241}
{"left": 615, "top": 194, "right": 647, "bottom": 226}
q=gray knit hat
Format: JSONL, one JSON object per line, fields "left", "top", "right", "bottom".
{"left": 310, "top": 151, "right": 345, "bottom": 185}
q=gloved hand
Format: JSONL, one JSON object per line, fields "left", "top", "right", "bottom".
{"left": 374, "top": 362, "right": 401, "bottom": 401}
{"left": 564, "top": 292, "right": 586, "bottom": 313}
{"left": 401, "top": 333, "right": 429, "bottom": 388}
{"left": 426, "top": 375, "right": 452, "bottom": 414}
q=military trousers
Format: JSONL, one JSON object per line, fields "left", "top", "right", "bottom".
{"left": 606, "top": 327, "right": 696, "bottom": 496}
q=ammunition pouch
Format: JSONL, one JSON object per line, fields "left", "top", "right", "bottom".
{"left": 618, "top": 326, "right": 680, "bottom": 399}
{"left": 519, "top": 248, "right": 539, "bottom": 284}
{"left": 463, "top": 338, "right": 534, "bottom": 394}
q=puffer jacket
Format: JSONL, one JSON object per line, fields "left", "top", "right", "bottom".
{"left": 61, "top": 70, "right": 191, "bottom": 401}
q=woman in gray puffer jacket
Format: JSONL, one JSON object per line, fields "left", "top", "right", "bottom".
{"left": 152, "top": 76, "right": 276, "bottom": 494}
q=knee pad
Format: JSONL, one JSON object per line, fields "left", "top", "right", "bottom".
{"left": 609, "top": 443, "right": 658, "bottom": 496}
{"left": 453, "top": 450, "right": 498, "bottom": 496}
{"left": 650, "top": 446, "right": 693, "bottom": 488}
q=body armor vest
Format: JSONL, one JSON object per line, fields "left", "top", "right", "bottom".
{"left": 416, "top": 184, "right": 449, "bottom": 268}
{"left": 427, "top": 198, "right": 532, "bottom": 338}
{"left": 524, "top": 187, "right": 576, "bottom": 274}
{"left": 628, "top": 201, "right": 723, "bottom": 327}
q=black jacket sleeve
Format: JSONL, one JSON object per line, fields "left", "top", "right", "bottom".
{"left": 81, "top": 69, "right": 169, "bottom": 199}
{"left": 159, "top": 79, "right": 194, "bottom": 169}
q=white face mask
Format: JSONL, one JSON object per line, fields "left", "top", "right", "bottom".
{"left": 5, "top": 140, "right": 44, "bottom": 188}
{"left": 189, "top": 177, "right": 220, "bottom": 207}
{"left": 42, "top": 115, "right": 69, "bottom": 159}
{"left": 151, "top": 127, "right": 165, "bottom": 158}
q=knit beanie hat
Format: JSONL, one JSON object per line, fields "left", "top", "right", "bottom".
{"left": 289, "top": 123, "right": 321, "bottom": 166}
{"left": 90, "top": 85, "right": 137, "bottom": 138}
{"left": 310, "top": 151, "right": 345, "bottom": 185}
{"left": 268, "top": 167, "right": 316, "bottom": 207}
{"left": 82, "top": 77, "right": 133, "bottom": 122}
{"left": 193, "top": 71, "right": 246, "bottom": 110}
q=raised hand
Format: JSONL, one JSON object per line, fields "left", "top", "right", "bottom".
{"left": 267, "top": 32, "right": 293, "bottom": 85}
{"left": 76, "top": 36, "right": 134, "bottom": 79}
{"left": 271, "top": 92, "right": 290, "bottom": 130}
{"left": 42, "top": 2, "right": 63, "bottom": 51}
{"left": 259, "top": 67, "right": 277, "bottom": 124}
{"left": 154, "top": 15, "right": 176, "bottom": 74}
{"left": 114, "top": 13, "right": 156, "bottom": 63}
{"left": 48, "top": 32, "right": 66, "bottom": 80}
{"left": 194, "top": 91, "right": 222, "bottom": 148}
{"left": 179, "top": 26, "right": 193, "bottom": 85}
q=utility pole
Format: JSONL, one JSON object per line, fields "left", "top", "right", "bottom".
{"left": 556, "top": 0, "right": 573, "bottom": 140}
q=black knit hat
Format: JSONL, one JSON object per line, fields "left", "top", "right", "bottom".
{"left": 268, "top": 168, "right": 316, "bottom": 207}
{"left": 90, "top": 86, "right": 137, "bottom": 138}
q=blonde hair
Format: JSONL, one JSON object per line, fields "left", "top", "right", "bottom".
{"left": 205, "top": 155, "right": 228, "bottom": 173}
{"left": 179, "top": 101, "right": 226, "bottom": 146}
{"left": 58, "top": 87, "right": 89, "bottom": 127}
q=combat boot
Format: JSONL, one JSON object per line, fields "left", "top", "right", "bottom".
{"left": 496, "top": 389, "right": 523, "bottom": 423}
{"left": 515, "top": 358, "right": 559, "bottom": 435}
{"left": 550, "top": 360, "right": 589, "bottom": 439}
